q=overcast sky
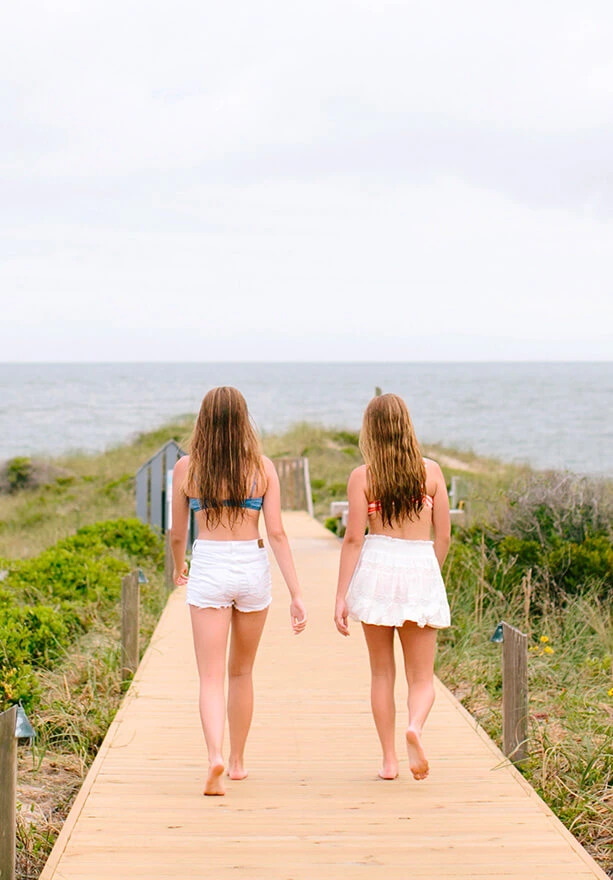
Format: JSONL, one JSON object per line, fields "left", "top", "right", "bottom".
{"left": 1, "top": 1, "right": 612, "bottom": 361}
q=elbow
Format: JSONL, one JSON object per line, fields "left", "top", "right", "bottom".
{"left": 436, "top": 531, "right": 451, "bottom": 550}
{"left": 170, "top": 528, "right": 185, "bottom": 546}
{"left": 267, "top": 527, "right": 287, "bottom": 543}
{"left": 343, "top": 532, "right": 365, "bottom": 548}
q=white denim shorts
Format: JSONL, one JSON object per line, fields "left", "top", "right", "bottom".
{"left": 185, "top": 538, "right": 272, "bottom": 613}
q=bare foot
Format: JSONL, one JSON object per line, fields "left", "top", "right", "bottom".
{"left": 227, "top": 763, "right": 248, "bottom": 781}
{"left": 204, "top": 761, "right": 225, "bottom": 796}
{"left": 405, "top": 729, "right": 429, "bottom": 780}
{"left": 378, "top": 759, "right": 399, "bottom": 780}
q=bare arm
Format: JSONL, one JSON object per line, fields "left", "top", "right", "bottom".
{"left": 170, "top": 456, "right": 190, "bottom": 585}
{"left": 429, "top": 461, "right": 451, "bottom": 570}
{"left": 334, "top": 466, "right": 368, "bottom": 636}
{"left": 261, "top": 456, "right": 307, "bottom": 634}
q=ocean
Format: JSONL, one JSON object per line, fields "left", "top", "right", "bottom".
{"left": 0, "top": 362, "right": 611, "bottom": 475}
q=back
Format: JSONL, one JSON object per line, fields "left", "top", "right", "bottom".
{"left": 360, "top": 458, "right": 449, "bottom": 542}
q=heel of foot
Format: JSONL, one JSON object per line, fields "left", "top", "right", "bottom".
{"left": 204, "top": 762, "right": 226, "bottom": 796}
{"left": 405, "top": 730, "right": 429, "bottom": 781}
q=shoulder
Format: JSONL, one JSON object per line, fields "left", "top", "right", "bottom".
{"left": 173, "top": 455, "right": 190, "bottom": 475}
{"left": 261, "top": 455, "right": 275, "bottom": 475}
{"left": 348, "top": 464, "right": 367, "bottom": 488}
{"left": 423, "top": 457, "right": 442, "bottom": 475}
{"left": 172, "top": 456, "right": 190, "bottom": 496}
{"left": 423, "top": 458, "right": 445, "bottom": 492}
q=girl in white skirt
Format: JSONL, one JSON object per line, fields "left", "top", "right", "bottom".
{"left": 170, "top": 387, "right": 307, "bottom": 796}
{"left": 334, "top": 393, "right": 451, "bottom": 782}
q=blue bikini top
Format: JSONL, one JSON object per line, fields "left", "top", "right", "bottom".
{"left": 188, "top": 476, "right": 263, "bottom": 512}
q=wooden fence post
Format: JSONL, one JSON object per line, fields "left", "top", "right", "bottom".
{"left": 502, "top": 622, "right": 528, "bottom": 763}
{"left": 121, "top": 571, "right": 140, "bottom": 683}
{"left": 164, "top": 531, "right": 174, "bottom": 592}
{"left": 303, "top": 457, "right": 314, "bottom": 517}
{"left": 0, "top": 705, "right": 17, "bottom": 880}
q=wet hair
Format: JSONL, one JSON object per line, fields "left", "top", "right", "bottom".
{"left": 186, "top": 386, "right": 264, "bottom": 528}
{"left": 359, "top": 393, "right": 426, "bottom": 527}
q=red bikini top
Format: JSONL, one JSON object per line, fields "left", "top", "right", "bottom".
{"left": 367, "top": 494, "right": 433, "bottom": 517}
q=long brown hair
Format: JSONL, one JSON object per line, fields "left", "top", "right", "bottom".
{"left": 186, "top": 386, "right": 264, "bottom": 528}
{"left": 359, "top": 393, "right": 427, "bottom": 527}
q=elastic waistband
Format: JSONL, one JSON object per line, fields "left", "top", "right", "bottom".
{"left": 365, "top": 535, "right": 433, "bottom": 545}
{"left": 193, "top": 538, "right": 263, "bottom": 548}
{"left": 362, "top": 535, "right": 436, "bottom": 557}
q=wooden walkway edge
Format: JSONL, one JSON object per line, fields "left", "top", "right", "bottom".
{"left": 39, "top": 513, "right": 607, "bottom": 879}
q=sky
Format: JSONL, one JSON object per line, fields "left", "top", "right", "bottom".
{"left": 1, "top": 1, "right": 612, "bottom": 362}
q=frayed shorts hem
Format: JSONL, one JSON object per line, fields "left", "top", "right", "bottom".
{"left": 186, "top": 599, "right": 272, "bottom": 614}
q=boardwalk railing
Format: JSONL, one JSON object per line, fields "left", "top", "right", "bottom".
{"left": 137, "top": 446, "right": 314, "bottom": 536}
{"left": 136, "top": 440, "right": 195, "bottom": 545}
{"left": 273, "top": 457, "right": 313, "bottom": 516}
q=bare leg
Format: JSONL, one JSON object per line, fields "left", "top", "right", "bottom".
{"left": 361, "top": 623, "right": 398, "bottom": 779}
{"left": 397, "top": 621, "right": 437, "bottom": 781}
{"left": 190, "top": 605, "right": 232, "bottom": 795}
{"left": 227, "top": 606, "right": 269, "bottom": 780}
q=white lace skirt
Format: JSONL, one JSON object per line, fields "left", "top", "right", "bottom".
{"left": 346, "top": 535, "right": 451, "bottom": 629}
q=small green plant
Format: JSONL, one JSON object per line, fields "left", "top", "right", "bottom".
{"left": 324, "top": 516, "right": 339, "bottom": 534}
{"left": 6, "top": 457, "right": 33, "bottom": 493}
{"left": 333, "top": 430, "right": 360, "bottom": 447}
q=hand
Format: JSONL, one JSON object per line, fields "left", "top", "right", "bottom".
{"left": 290, "top": 597, "right": 307, "bottom": 635}
{"left": 334, "top": 598, "right": 350, "bottom": 636}
{"left": 173, "top": 561, "right": 189, "bottom": 586}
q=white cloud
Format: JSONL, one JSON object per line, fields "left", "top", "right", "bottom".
{"left": 1, "top": 0, "right": 612, "bottom": 360}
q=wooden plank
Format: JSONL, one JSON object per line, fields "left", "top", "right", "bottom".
{"left": 303, "top": 456, "right": 314, "bottom": 517}
{"left": 0, "top": 705, "right": 17, "bottom": 880}
{"left": 135, "top": 466, "right": 149, "bottom": 524}
{"left": 120, "top": 571, "right": 139, "bottom": 681}
{"left": 164, "top": 532, "right": 173, "bottom": 593}
{"left": 502, "top": 622, "right": 528, "bottom": 763}
{"left": 38, "top": 514, "right": 608, "bottom": 880}
{"left": 149, "top": 456, "right": 163, "bottom": 531}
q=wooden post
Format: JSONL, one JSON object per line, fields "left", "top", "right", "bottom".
{"left": 303, "top": 456, "right": 314, "bottom": 517}
{"left": 121, "top": 571, "right": 140, "bottom": 682}
{"left": 164, "top": 531, "right": 174, "bottom": 592}
{"left": 502, "top": 622, "right": 528, "bottom": 763}
{"left": 0, "top": 705, "right": 17, "bottom": 880}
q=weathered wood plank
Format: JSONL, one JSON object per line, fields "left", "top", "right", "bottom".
{"left": 0, "top": 706, "right": 17, "bottom": 880}
{"left": 120, "top": 571, "right": 139, "bottom": 681}
{"left": 502, "top": 621, "right": 528, "bottom": 763}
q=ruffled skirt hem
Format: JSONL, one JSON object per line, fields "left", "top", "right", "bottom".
{"left": 346, "top": 536, "right": 451, "bottom": 629}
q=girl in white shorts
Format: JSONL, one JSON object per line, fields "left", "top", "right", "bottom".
{"left": 170, "top": 387, "right": 307, "bottom": 796}
{"left": 334, "top": 393, "right": 451, "bottom": 782}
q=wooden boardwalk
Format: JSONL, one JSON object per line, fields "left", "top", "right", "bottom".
{"left": 40, "top": 513, "right": 607, "bottom": 879}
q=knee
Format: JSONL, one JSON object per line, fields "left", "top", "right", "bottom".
{"left": 371, "top": 665, "right": 395, "bottom": 682}
{"left": 407, "top": 673, "right": 435, "bottom": 691}
{"left": 228, "top": 664, "right": 253, "bottom": 680}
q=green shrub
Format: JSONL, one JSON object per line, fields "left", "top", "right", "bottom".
{"left": 324, "top": 517, "right": 339, "bottom": 535}
{"left": 327, "top": 482, "right": 348, "bottom": 497}
{"left": 68, "top": 518, "right": 163, "bottom": 567}
{"left": 546, "top": 536, "right": 613, "bottom": 596}
{"left": 0, "top": 518, "right": 163, "bottom": 712}
{"left": 333, "top": 430, "right": 360, "bottom": 446}
{"left": 6, "top": 457, "right": 33, "bottom": 493}
{"left": 496, "top": 536, "right": 543, "bottom": 586}
{"left": 4, "top": 548, "right": 130, "bottom": 605}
